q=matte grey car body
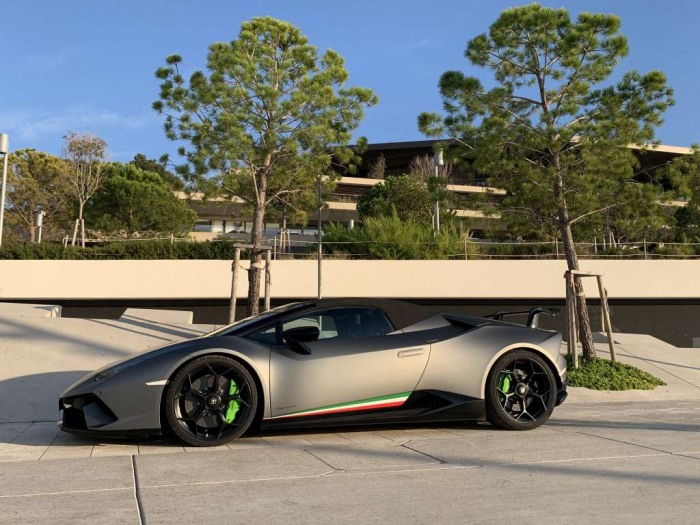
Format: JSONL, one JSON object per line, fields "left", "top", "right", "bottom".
{"left": 60, "top": 299, "right": 567, "bottom": 446}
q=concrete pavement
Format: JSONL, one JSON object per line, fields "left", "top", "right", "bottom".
{"left": 0, "top": 401, "right": 698, "bottom": 524}
{"left": 1, "top": 309, "right": 699, "bottom": 523}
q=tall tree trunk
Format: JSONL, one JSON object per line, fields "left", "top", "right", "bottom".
{"left": 555, "top": 172, "right": 596, "bottom": 361}
{"left": 71, "top": 219, "right": 79, "bottom": 246}
{"left": 281, "top": 213, "right": 288, "bottom": 254}
{"left": 79, "top": 202, "right": 86, "bottom": 248}
{"left": 247, "top": 201, "right": 265, "bottom": 316}
{"left": 72, "top": 201, "right": 84, "bottom": 247}
{"left": 28, "top": 219, "right": 36, "bottom": 243}
{"left": 247, "top": 165, "right": 269, "bottom": 317}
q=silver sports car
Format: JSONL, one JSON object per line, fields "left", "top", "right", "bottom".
{"left": 59, "top": 299, "right": 568, "bottom": 446}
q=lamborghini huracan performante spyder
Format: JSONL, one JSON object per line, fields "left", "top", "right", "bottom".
{"left": 59, "top": 299, "right": 568, "bottom": 446}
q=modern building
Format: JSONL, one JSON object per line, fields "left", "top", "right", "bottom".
{"left": 181, "top": 140, "right": 692, "bottom": 241}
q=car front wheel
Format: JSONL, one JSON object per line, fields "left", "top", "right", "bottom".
{"left": 164, "top": 355, "right": 258, "bottom": 446}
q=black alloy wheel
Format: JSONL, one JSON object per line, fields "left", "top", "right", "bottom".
{"left": 485, "top": 350, "right": 556, "bottom": 430}
{"left": 164, "top": 355, "right": 258, "bottom": 446}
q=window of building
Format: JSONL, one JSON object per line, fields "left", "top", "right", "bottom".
{"left": 193, "top": 220, "right": 213, "bottom": 232}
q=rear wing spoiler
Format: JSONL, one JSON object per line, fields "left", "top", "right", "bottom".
{"left": 485, "top": 307, "right": 560, "bottom": 328}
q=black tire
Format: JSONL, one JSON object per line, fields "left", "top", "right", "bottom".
{"left": 164, "top": 355, "right": 258, "bottom": 446}
{"left": 485, "top": 350, "right": 556, "bottom": 431}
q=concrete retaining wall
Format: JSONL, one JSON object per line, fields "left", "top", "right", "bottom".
{"left": 1, "top": 260, "right": 700, "bottom": 301}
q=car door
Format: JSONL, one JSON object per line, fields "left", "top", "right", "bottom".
{"left": 268, "top": 307, "right": 430, "bottom": 419}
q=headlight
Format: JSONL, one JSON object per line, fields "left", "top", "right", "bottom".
{"left": 93, "top": 361, "right": 138, "bottom": 381}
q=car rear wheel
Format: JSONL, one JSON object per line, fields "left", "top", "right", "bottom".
{"left": 485, "top": 350, "right": 556, "bottom": 430}
{"left": 164, "top": 355, "right": 258, "bottom": 446}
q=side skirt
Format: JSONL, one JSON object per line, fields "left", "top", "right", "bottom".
{"left": 261, "top": 390, "right": 485, "bottom": 431}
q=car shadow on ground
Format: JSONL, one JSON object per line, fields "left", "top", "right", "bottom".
{"left": 548, "top": 417, "right": 700, "bottom": 433}
{"left": 0, "top": 371, "right": 90, "bottom": 429}
{"left": 4, "top": 413, "right": 698, "bottom": 449}
{"left": 0, "top": 417, "right": 488, "bottom": 448}
{"left": 246, "top": 420, "right": 487, "bottom": 438}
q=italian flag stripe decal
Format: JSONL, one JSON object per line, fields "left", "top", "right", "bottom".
{"left": 272, "top": 392, "right": 412, "bottom": 419}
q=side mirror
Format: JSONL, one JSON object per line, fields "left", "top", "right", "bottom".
{"left": 282, "top": 325, "right": 319, "bottom": 354}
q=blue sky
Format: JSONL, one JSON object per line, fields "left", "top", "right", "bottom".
{"left": 2, "top": 0, "right": 698, "bottom": 162}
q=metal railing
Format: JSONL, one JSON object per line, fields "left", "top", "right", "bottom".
{"left": 270, "top": 238, "right": 700, "bottom": 260}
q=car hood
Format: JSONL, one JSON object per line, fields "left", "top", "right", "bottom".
{"left": 62, "top": 336, "right": 220, "bottom": 395}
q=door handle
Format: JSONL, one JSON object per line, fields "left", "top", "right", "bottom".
{"left": 397, "top": 348, "right": 425, "bottom": 358}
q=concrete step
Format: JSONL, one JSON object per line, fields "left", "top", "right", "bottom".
{"left": 0, "top": 302, "right": 62, "bottom": 318}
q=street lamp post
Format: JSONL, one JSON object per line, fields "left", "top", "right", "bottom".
{"left": 0, "top": 133, "right": 9, "bottom": 248}
{"left": 433, "top": 148, "right": 443, "bottom": 233}
{"left": 317, "top": 177, "right": 322, "bottom": 299}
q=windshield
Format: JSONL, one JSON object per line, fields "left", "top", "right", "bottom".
{"left": 203, "top": 302, "right": 308, "bottom": 337}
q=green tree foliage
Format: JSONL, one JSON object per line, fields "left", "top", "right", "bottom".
{"left": 419, "top": 4, "right": 674, "bottom": 360}
{"left": 358, "top": 156, "right": 456, "bottom": 226}
{"left": 154, "top": 16, "right": 377, "bottom": 315}
{"left": 5, "top": 149, "right": 71, "bottom": 242}
{"left": 358, "top": 175, "right": 435, "bottom": 223}
{"left": 85, "top": 163, "right": 196, "bottom": 236}
{"left": 129, "top": 154, "right": 184, "bottom": 190}
{"left": 663, "top": 147, "right": 700, "bottom": 241}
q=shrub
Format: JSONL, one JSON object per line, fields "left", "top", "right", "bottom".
{"left": 568, "top": 358, "right": 665, "bottom": 391}
{"left": 323, "top": 215, "right": 469, "bottom": 259}
{"left": 653, "top": 243, "right": 696, "bottom": 257}
{"left": 0, "top": 243, "right": 87, "bottom": 260}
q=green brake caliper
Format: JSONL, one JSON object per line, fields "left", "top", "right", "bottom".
{"left": 224, "top": 380, "right": 240, "bottom": 424}
{"left": 498, "top": 373, "right": 513, "bottom": 402}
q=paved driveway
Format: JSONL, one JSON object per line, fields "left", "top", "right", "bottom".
{"left": 2, "top": 316, "right": 698, "bottom": 524}
{"left": 1, "top": 400, "right": 698, "bottom": 524}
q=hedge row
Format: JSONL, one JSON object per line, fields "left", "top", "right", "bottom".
{"left": 2, "top": 239, "right": 700, "bottom": 260}
{"left": 0, "top": 241, "right": 241, "bottom": 260}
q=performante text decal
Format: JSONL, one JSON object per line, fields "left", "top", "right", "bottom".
{"left": 271, "top": 392, "right": 411, "bottom": 419}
